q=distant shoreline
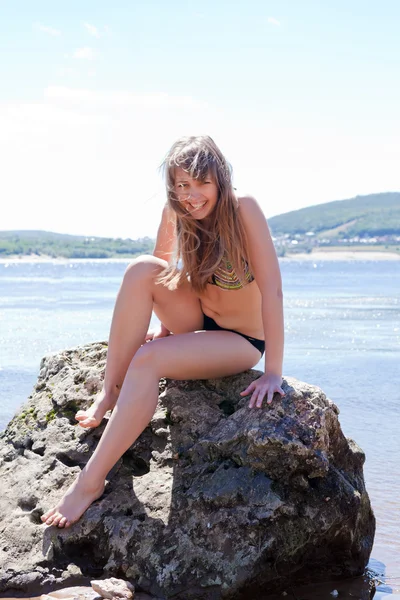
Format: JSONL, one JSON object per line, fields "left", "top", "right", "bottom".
{"left": 283, "top": 250, "right": 400, "bottom": 261}
{"left": 1, "top": 249, "right": 400, "bottom": 263}
{"left": 0, "top": 255, "right": 134, "bottom": 263}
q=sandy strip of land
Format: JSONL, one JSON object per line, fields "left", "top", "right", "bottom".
{"left": 0, "top": 256, "right": 134, "bottom": 263}
{"left": 284, "top": 251, "right": 400, "bottom": 261}
{"left": 1, "top": 251, "right": 399, "bottom": 264}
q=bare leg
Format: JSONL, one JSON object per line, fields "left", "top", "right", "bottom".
{"left": 76, "top": 255, "right": 203, "bottom": 428}
{"left": 41, "top": 331, "right": 260, "bottom": 527}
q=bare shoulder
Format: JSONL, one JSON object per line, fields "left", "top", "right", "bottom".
{"left": 236, "top": 195, "right": 280, "bottom": 288}
{"left": 236, "top": 194, "right": 267, "bottom": 222}
{"left": 237, "top": 194, "right": 264, "bottom": 209}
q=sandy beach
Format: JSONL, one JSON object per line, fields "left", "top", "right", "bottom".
{"left": 0, "top": 255, "right": 136, "bottom": 264}
{"left": 284, "top": 250, "right": 400, "bottom": 261}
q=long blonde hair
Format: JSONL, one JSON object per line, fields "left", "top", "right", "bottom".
{"left": 158, "top": 135, "right": 251, "bottom": 294}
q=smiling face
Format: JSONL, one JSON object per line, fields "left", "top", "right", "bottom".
{"left": 173, "top": 167, "right": 219, "bottom": 219}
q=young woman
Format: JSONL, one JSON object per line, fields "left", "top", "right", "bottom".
{"left": 41, "top": 135, "right": 284, "bottom": 528}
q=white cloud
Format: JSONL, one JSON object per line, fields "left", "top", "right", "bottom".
{"left": 73, "top": 47, "right": 96, "bottom": 60}
{"left": 1, "top": 86, "right": 398, "bottom": 238}
{"left": 84, "top": 23, "right": 100, "bottom": 38}
{"left": 33, "top": 22, "right": 61, "bottom": 36}
{"left": 267, "top": 17, "right": 281, "bottom": 26}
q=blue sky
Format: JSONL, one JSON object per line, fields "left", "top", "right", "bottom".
{"left": 1, "top": 0, "right": 399, "bottom": 238}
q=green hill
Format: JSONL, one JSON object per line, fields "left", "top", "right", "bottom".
{"left": 2, "top": 192, "right": 400, "bottom": 258}
{"left": 268, "top": 192, "right": 400, "bottom": 238}
{"left": 0, "top": 230, "right": 154, "bottom": 259}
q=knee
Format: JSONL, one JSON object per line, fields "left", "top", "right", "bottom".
{"left": 129, "top": 342, "right": 159, "bottom": 372}
{"left": 124, "top": 255, "right": 168, "bottom": 285}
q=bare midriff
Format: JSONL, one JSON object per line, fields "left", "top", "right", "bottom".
{"left": 199, "top": 280, "right": 264, "bottom": 339}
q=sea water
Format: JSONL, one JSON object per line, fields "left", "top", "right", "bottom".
{"left": 0, "top": 258, "right": 399, "bottom": 594}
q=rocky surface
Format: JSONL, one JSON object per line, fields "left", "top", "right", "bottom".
{"left": 0, "top": 342, "right": 375, "bottom": 599}
{"left": 90, "top": 578, "right": 134, "bottom": 599}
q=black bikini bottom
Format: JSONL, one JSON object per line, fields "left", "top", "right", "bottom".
{"left": 203, "top": 314, "right": 265, "bottom": 357}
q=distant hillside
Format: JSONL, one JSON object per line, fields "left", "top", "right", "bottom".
{"left": 0, "top": 230, "right": 87, "bottom": 240}
{"left": 2, "top": 192, "right": 400, "bottom": 259}
{"left": 268, "top": 192, "right": 400, "bottom": 238}
{"left": 0, "top": 230, "right": 154, "bottom": 259}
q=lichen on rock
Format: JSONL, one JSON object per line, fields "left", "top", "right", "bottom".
{"left": 0, "top": 342, "right": 375, "bottom": 599}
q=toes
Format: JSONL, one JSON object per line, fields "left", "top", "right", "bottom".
{"left": 45, "top": 513, "right": 57, "bottom": 526}
{"left": 41, "top": 509, "right": 55, "bottom": 523}
{"left": 58, "top": 516, "right": 68, "bottom": 528}
{"left": 75, "top": 412, "right": 87, "bottom": 420}
{"left": 52, "top": 513, "right": 63, "bottom": 527}
{"left": 78, "top": 418, "right": 96, "bottom": 428}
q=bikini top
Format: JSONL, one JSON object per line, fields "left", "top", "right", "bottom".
{"left": 210, "top": 255, "right": 255, "bottom": 290}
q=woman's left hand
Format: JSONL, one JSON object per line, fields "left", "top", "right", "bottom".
{"left": 240, "top": 373, "right": 285, "bottom": 408}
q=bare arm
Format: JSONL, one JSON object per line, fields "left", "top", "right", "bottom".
{"left": 153, "top": 203, "right": 177, "bottom": 264}
{"left": 239, "top": 195, "right": 284, "bottom": 376}
{"left": 239, "top": 196, "right": 285, "bottom": 406}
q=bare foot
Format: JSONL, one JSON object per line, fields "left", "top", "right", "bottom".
{"left": 75, "top": 387, "right": 119, "bottom": 428}
{"left": 41, "top": 472, "right": 105, "bottom": 528}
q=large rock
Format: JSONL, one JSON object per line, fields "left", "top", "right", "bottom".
{"left": 0, "top": 342, "right": 375, "bottom": 599}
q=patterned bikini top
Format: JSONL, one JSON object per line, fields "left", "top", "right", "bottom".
{"left": 210, "top": 255, "right": 255, "bottom": 290}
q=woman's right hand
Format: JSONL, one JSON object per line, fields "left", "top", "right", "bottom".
{"left": 145, "top": 323, "right": 171, "bottom": 342}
